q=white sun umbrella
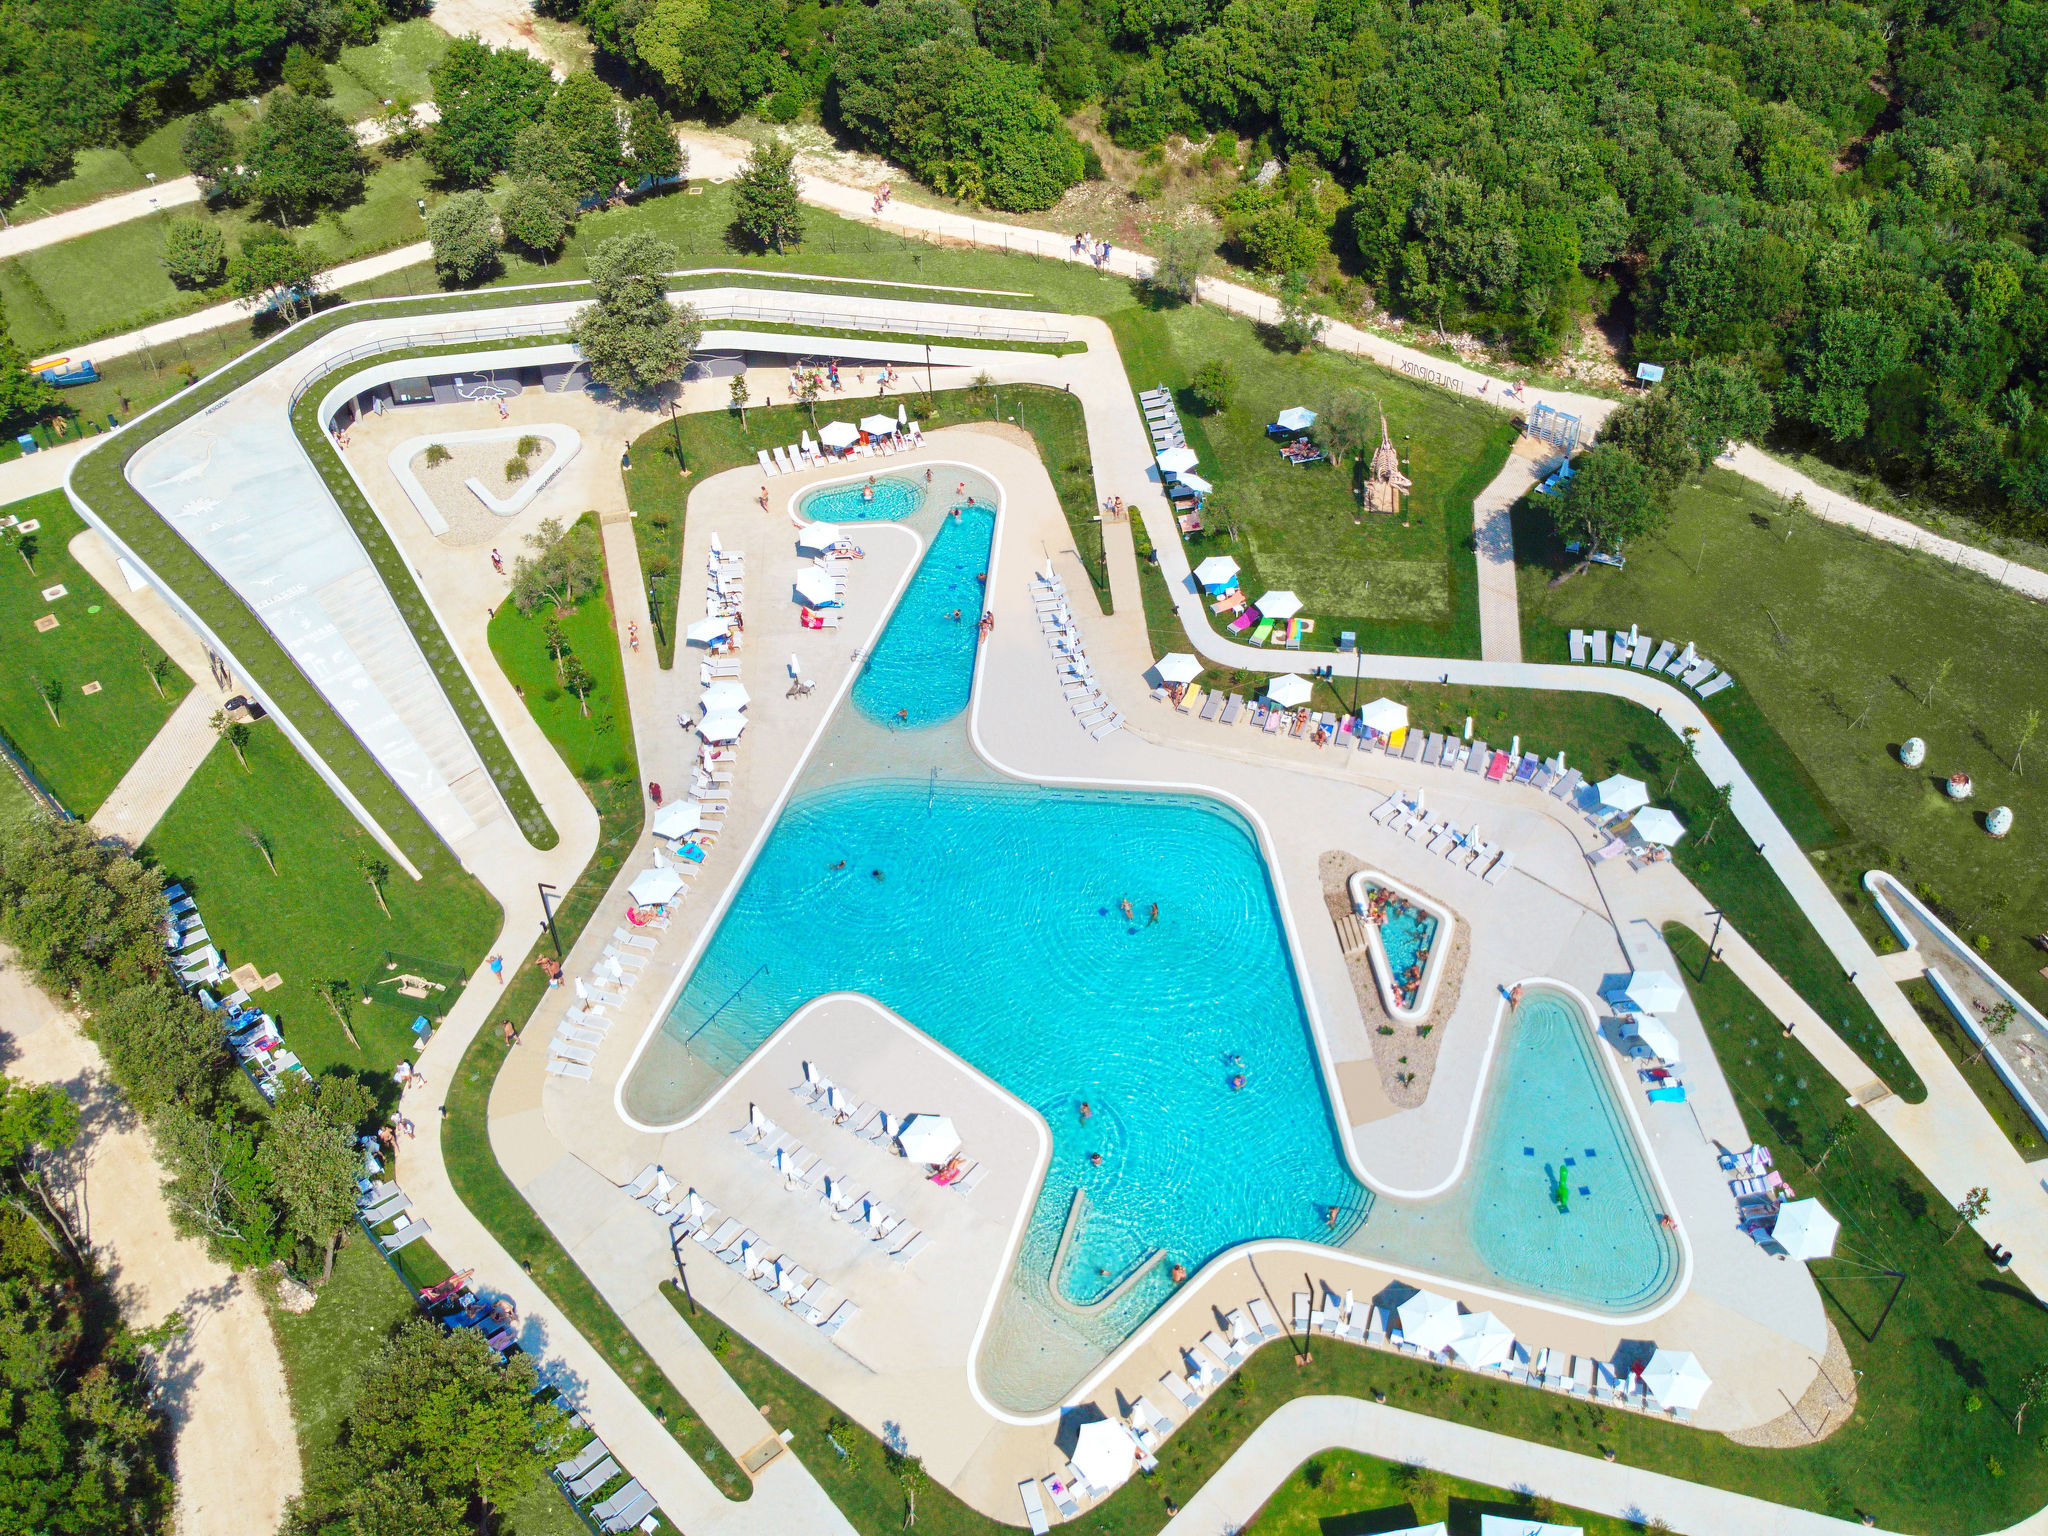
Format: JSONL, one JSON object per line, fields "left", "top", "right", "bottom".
{"left": 800, "top": 429, "right": 815, "bottom": 453}
{"left": 860, "top": 413, "right": 897, "bottom": 436}
{"left": 684, "top": 615, "right": 730, "bottom": 645}
{"left": 1398, "top": 1291, "right": 1463, "bottom": 1354}
{"left": 1627, "top": 1016, "right": 1686, "bottom": 1065}
{"left": 629, "top": 864, "right": 684, "bottom": 906}
{"left": 651, "top": 802, "right": 703, "bottom": 840}
{"left": 1641, "top": 1349, "right": 1712, "bottom": 1411}
{"left": 1447, "top": 1311, "right": 1516, "bottom": 1369}
{"left": 1632, "top": 807, "right": 1687, "bottom": 846}
{"left": 1595, "top": 774, "right": 1651, "bottom": 814}
{"left": 1174, "top": 469, "right": 1215, "bottom": 495}
{"left": 1267, "top": 673, "right": 1313, "bottom": 708}
{"left": 794, "top": 569, "right": 840, "bottom": 607}
{"left": 1157, "top": 445, "right": 1200, "bottom": 474}
{"left": 1155, "top": 653, "right": 1202, "bottom": 686}
{"left": 795, "top": 523, "right": 839, "bottom": 555}
{"left": 1772, "top": 1198, "right": 1840, "bottom": 1261}
{"left": 1193, "top": 555, "right": 1239, "bottom": 588}
{"left": 701, "top": 680, "right": 751, "bottom": 712}
{"left": 1617, "top": 969, "right": 1685, "bottom": 1015}
{"left": 1256, "top": 590, "right": 1303, "bottom": 619}
{"left": 1277, "top": 405, "right": 1317, "bottom": 431}
{"left": 1071, "top": 1420, "right": 1140, "bottom": 1494}
{"left": 895, "top": 1114, "right": 961, "bottom": 1165}
{"left": 1358, "top": 697, "right": 1409, "bottom": 736}
{"left": 819, "top": 420, "right": 859, "bottom": 447}
{"left": 897, "top": 401, "right": 908, "bottom": 425}
{"left": 699, "top": 710, "right": 747, "bottom": 743}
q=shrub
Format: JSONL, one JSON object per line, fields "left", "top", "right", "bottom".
{"left": 1190, "top": 359, "right": 1235, "bottom": 414}
{"left": 504, "top": 455, "right": 530, "bottom": 482}
{"left": 516, "top": 434, "right": 541, "bottom": 457}
{"left": 161, "top": 218, "right": 227, "bottom": 289}
{"left": 423, "top": 443, "right": 451, "bottom": 467}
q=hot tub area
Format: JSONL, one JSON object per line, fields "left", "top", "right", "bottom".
{"left": 1347, "top": 870, "right": 1453, "bottom": 1022}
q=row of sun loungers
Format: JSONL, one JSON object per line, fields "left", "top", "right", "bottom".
{"left": 1371, "top": 789, "right": 1516, "bottom": 883}
{"left": 1139, "top": 384, "right": 1185, "bottom": 455}
{"left": 1569, "top": 627, "right": 1735, "bottom": 699}
{"left": 546, "top": 865, "right": 684, "bottom": 1083}
{"left": 729, "top": 1103, "right": 938, "bottom": 1268}
{"left": 550, "top": 1382, "right": 661, "bottom": 1531}
{"left": 1035, "top": 569, "right": 1123, "bottom": 739}
{"left": 791, "top": 1061, "right": 987, "bottom": 1195}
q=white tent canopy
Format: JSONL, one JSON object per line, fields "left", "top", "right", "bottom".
{"left": 860, "top": 414, "right": 897, "bottom": 435}
{"left": 895, "top": 1114, "right": 961, "bottom": 1165}
{"left": 1257, "top": 589, "right": 1303, "bottom": 619}
{"left": 629, "top": 865, "right": 684, "bottom": 906}
{"left": 1632, "top": 807, "right": 1687, "bottom": 845}
{"left": 684, "top": 616, "right": 730, "bottom": 645}
{"left": 1627, "top": 1016, "right": 1686, "bottom": 1064}
{"left": 701, "top": 680, "right": 751, "bottom": 712}
{"left": 795, "top": 523, "right": 840, "bottom": 554}
{"left": 1447, "top": 1311, "right": 1516, "bottom": 1368}
{"left": 818, "top": 420, "right": 859, "bottom": 447}
{"left": 1193, "top": 555, "right": 1239, "bottom": 588}
{"left": 1266, "top": 673, "right": 1312, "bottom": 708}
{"left": 1277, "top": 406, "right": 1317, "bottom": 430}
{"left": 794, "top": 569, "right": 840, "bottom": 607}
{"left": 1641, "top": 1348, "right": 1712, "bottom": 1410}
{"left": 699, "top": 710, "right": 748, "bottom": 743}
{"left": 1595, "top": 774, "right": 1651, "bottom": 813}
{"left": 651, "top": 802, "right": 702, "bottom": 839}
{"left": 1173, "top": 470, "right": 1215, "bottom": 494}
{"left": 1772, "top": 1198, "right": 1839, "bottom": 1261}
{"left": 1359, "top": 697, "right": 1409, "bottom": 736}
{"left": 1070, "top": 1420, "right": 1139, "bottom": 1494}
{"left": 1397, "top": 1290, "right": 1462, "bottom": 1354}
{"left": 1615, "top": 969, "right": 1685, "bottom": 1015}
{"left": 1157, "top": 446, "right": 1200, "bottom": 473}
{"left": 1155, "top": 653, "right": 1202, "bottom": 686}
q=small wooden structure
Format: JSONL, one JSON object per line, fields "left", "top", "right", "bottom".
{"left": 1364, "top": 410, "right": 1412, "bottom": 515}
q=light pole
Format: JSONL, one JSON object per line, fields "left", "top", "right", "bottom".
{"left": 668, "top": 396, "right": 682, "bottom": 468}
{"left": 537, "top": 882, "right": 563, "bottom": 958}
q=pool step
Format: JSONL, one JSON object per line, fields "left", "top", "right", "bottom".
{"left": 1334, "top": 912, "right": 1372, "bottom": 957}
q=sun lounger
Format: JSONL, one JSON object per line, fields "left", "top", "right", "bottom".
{"left": 1483, "top": 849, "right": 1515, "bottom": 885}
{"left": 1698, "top": 669, "right": 1735, "bottom": 698}
{"left": 1161, "top": 1369, "right": 1201, "bottom": 1412}
{"left": 1132, "top": 1395, "right": 1174, "bottom": 1444}
{"left": 1461, "top": 840, "right": 1496, "bottom": 873}
{"left": 1203, "top": 1329, "right": 1244, "bottom": 1369}
{"left": 1411, "top": 815, "right": 1446, "bottom": 844}
{"left": 546, "top": 1059, "right": 592, "bottom": 1080}
{"left": 554, "top": 1437, "right": 609, "bottom": 1483}
{"left": 890, "top": 1230, "right": 929, "bottom": 1265}
{"left": 548, "top": 1040, "right": 596, "bottom": 1065}
{"left": 380, "top": 1217, "right": 432, "bottom": 1252}
{"left": 1200, "top": 690, "right": 1223, "bottom": 721}
{"left": 1569, "top": 629, "right": 1586, "bottom": 662}
{"left": 1370, "top": 791, "right": 1405, "bottom": 824}
{"left": 1293, "top": 1292, "right": 1312, "bottom": 1335}
{"left": 565, "top": 1455, "right": 620, "bottom": 1500}
{"left": 695, "top": 1217, "right": 742, "bottom": 1252}
{"left": 1019, "top": 1479, "right": 1052, "bottom": 1535}
{"left": 1187, "top": 1343, "right": 1228, "bottom": 1389}
{"left": 1092, "top": 714, "right": 1125, "bottom": 739}
{"left": 1682, "top": 654, "right": 1716, "bottom": 688}
{"left": 758, "top": 448, "right": 777, "bottom": 476}
{"left": 557, "top": 1023, "right": 604, "bottom": 1046}
{"left": 1485, "top": 751, "right": 1511, "bottom": 781}
{"left": 1401, "top": 732, "right": 1425, "bottom": 761}
{"left": 1648, "top": 639, "right": 1677, "bottom": 672}
{"left": 1465, "top": 739, "right": 1488, "bottom": 773}
{"left": 1046, "top": 1473, "right": 1082, "bottom": 1521}
{"left": 1667, "top": 641, "right": 1698, "bottom": 676}
{"left": 1426, "top": 822, "right": 1458, "bottom": 854}
{"left": 1513, "top": 752, "right": 1539, "bottom": 782}
{"left": 819, "top": 1300, "right": 858, "bottom": 1339}
{"left": 1551, "top": 766, "right": 1583, "bottom": 801}
{"left": 1249, "top": 1297, "right": 1282, "bottom": 1340}
{"left": 1338, "top": 1297, "right": 1369, "bottom": 1342}
{"left": 597, "top": 1481, "right": 657, "bottom": 1533}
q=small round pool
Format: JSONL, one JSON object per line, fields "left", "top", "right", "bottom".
{"left": 798, "top": 472, "right": 928, "bottom": 522}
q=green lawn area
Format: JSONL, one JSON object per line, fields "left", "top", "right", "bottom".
{"left": 1244, "top": 1449, "right": 1639, "bottom": 1535}
{"left": 624, "top": 380, "right": 1108, "bottom": 666}
{"left": 1109, "top": 301, "right": 1517, "bottom": 658}
{"left": 0, "top": 110, "right": 246, "bottom": 224}
{"left": 487, "top": 515, "right": 637, "bottom": 784}
{"left": 1516, "top": 467, "right": 2048, "bottom": 1024}
{"left": 322, "top": 19, "right": 453, "bottom": 121}
{"left": 0, "top": 490, "right": 190, "bottom": 814}
{"left": 141, "top": 723, "right": 500, "bottom": 1074}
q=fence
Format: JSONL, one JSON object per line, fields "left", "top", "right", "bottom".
{"left": 288, "top": 319, "right": 577, "bottom": 410}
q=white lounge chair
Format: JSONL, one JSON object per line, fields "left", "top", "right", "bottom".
{"left": 1019, "top": 1479, "right": 1051, "bottom": 1536}
{"left": 1484, "top": 849, "right": 1515, "bottom": 885}
{"left": 548, "top": 1040, "right": 595, "bottom": 1065}
{"left": 1203, "top": 1329, "right": 1244, "bottom": 1369}
{"left": 546, "top": 1059, "right": 592, "bottom": 1080}
{"left": 1249, "top": 1297, "right": 1282, "bottom": 1339}
{"left": 1160, "top": 1370, "right": 1200, "bottom": 1412}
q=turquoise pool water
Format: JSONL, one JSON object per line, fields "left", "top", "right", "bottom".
{"left": 851, "top": 504, "right": 992, "bottom": 730}
{"left": 799, "top": 473, "right": 928, "bottom": 522}
{"left": 1360, "top": 881, "right": 1439, "bottom": 1008}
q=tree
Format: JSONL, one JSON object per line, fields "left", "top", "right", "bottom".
{"left": 732, "top": 139, "right": 805, "bottom": 254}
{"left": 231, "top": 228, "right": 319, "bottom": 323}
{"left": 161, "top": 218, "right": 227, "bottom": 289}
{"left": 426, "top": 38, "right": 556, "bottom": 186}
{"left": 33, "top": 674, "right": 62, "bottom": 725}
{"left": 0, "top": 306, "right": 58, "bottom": 435}
{"left": 730, "top": 372, "right": 751, "bottom": 428}
{"left": 1668, "top": 359, "right": 1773, "bottom": 461}
{"left": 1699, "top": 780, "right": 1735, "bottom": 844}
{"left": 358, "top": 853, "right": 392, "bottom": 918}
{"left": 243, "top": 93, "right": 368, "bottom": 223}
{"left": 1948, "top": 1185, "right": 1991, "bottom": 1244}
{"left": 209, "top": 708, "right": 251, "bottom": 770}
{"left": 571, "top": 232, "right": 701, "bottom": 395}
{"left": 1190, "top": 360, "right": 1234, "bottom": 415}
{"left": 1274, "top": 271, "right": 1324, "bottom": 351}
{"left": 2015, "top": 1365, "right": 2048, "bottom": 1434}
{"left": 0, "top": 1076, "right": 82, "bottom": 1259}
{"left": 1970, "top": 1001, "right": 2016, "bottom": 1065}
{"left": 547, "top": 70, "right": 629, "bottom": 194}
{"left": 157, "top": 1108, "right": 281, "bottom": 1267}
{"left": 797, "top": 369, "right": 822, "bottom": 426}
{"left": 513, "top": 518, "right": 605, "bottom": 616}
{"left": 281, "top": 43, "right": 331, "bottom": 98}
{"left": 562, "top": 655, "right": 596, "bottom": 717}
{"left": 1146, "top": 219, "right": 1214, "bottom": 305}
{"left": 2013, "top": 708, "right": 2040, "bottom": 774}
{"left": 12, "top": 529, "right": 36, "bottom": 571}
{"left": 1668, "top": 725, "right": 1700, "bottom": 793}
{"left": 318, "top": 977, "right": 363, "bottom": 1053}
{"left": 240, "top": 824, "right": 276, "bottom": 874}
{"left": 426, "top": 191, "right": 502, "bottom": 288}
{"left": 890, "top": 1450, "right": 930, "bottom": 1528}
{"left": 1553, "top": 445, "right": 1670, "bottom": 558}
{"left": 1312, "top": 395, "right": 1374, "bottom": 479}
{"left": 1600, "top": 389, "right": 1702, "bottom": 493}
{"left": 263, "top": 1074, "right": 373, "bottom": 1282}
{"left": 627, "top": 97, "right": 683, "bottom": 182}
{"left": 181, "top": 114, "right": 240, "bottom": 188}
{"left": 500, "top": 179, "right": 578, "bottom": 260}
{"left": 139, "top": 646, "right": 173, "bottom": 699}
{"left": 1808, "top": 1116, "right": 1849, "bottom": 1174}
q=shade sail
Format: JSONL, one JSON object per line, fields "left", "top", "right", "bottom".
{"left": 1398, "top": 1291, "right": 1462, "bottom": 1354}
{"left": 1359, "top": 697, "right": 1409, "bottom": 734}
{"left": 1256, "top": 590, "right": 1303, "bottom": 619}
{"left": 1155, "top": 653, "right": 1202, "bottom": 686}
{"left": 1193, "top": 555, "right": 1239, "bottom": 588}
{"left": 1595, "top": 774, "right": 1650, "bottom": 813}
{"left": 1157, "top": 446, "right": 1199, "bottom": 473}
{"left": 1266, "top": 673, "right": 1312, "bottom": 708}
{"left": 795, "top": 523, "right": 840, "bottom": 554}
{"left": 794, "top": 569, "right": 840, "bottom": 607}
{"left": 1276, "top": 406, "right": 1317, "bottom": 430}
{"left": 1772, "top": 1198, "right": 1839, "bottom": 1261}
{"left": 629, "top": 866, "right": 683, "bottom": 905}
{"left": 1641, "top": 1349, "right": 1712, "bottom": 1410}
{"left": 895, "top": 1114, "right": 961, "bottom": 1164}
{"left": 1632, "top": 807, "right": 1687, "bottom": 845}
{"left": 818, "top": 420, "right": 859, "bottom": 447}
{"left": 651, "top": 802, "right": 702, "bottom": 839}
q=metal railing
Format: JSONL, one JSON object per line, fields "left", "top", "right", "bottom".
{"left": 289, "top": 319, "right": 576, "bottom": 410}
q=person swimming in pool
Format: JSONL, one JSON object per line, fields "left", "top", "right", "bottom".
{"left": 1078, "top": 1102, "right": 1092, "bottom": 1122}
{"left": 1089, "top": 1152, "right": 1104, "bottom": 1166}
{"left": 898, "top": 708, "right": 909, "bottom": 722}
{"left": 829, "top": 860, "right": 846, "bottom": 870}
{"left": 862, "top": 484, "right": 874, "bottom": 501}
{"left": 1230, "top": 1074, "right": 1246, "bottom": 1091}
{"left": 871, "top": 869, "right": 885, "bottom": 881}
{"left": 925, "top": 467, "right": 932, "bottom": 482}
{"left": 950, "top": 608, "right": 962, "bottom": 621}
{"left": 1120, "top": 898, "right": 1134, "bottom": 921}
{"left": 1170, "top": 1263, "right": 1187, "bottom": 1283}
{"left": 1148, "top": 902, "right": 1159, "bottom": 924}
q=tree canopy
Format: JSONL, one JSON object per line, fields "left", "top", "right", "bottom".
{"left": 570, "top": 231, "right": 702, "bottom": 395}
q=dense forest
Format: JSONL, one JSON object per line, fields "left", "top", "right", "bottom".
{"left": 544, "top": 0, "right": 2048, "bottom": 531}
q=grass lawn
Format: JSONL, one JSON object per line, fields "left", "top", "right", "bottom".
{"left": 1516, "top": 467, "right": 2048, "bottom": 1025}
{"left": 624, "top": 380, "right": 1108, "bottom": 667}
{"left": 322, "top": 20, "right": 453, "bottom": 121}
{"left": 271, "top": 1230, "right": 588, "bottom": 1536}
{"left": 0, "top": 490, "right": 190, "bottom": 813}
{"left": 487, "top": 515, "right": 638, "bottom": 784}
{"left": 1899, "top": 977, "right": 2048, "bottom": 1159}
{"left": 141, "top": 723, "right": 500, "bottom": 1074}
{"left": 1244, "top": 1449, "right": 1640, "bottom": 1535}
{"left": 1108, "top": 301, "right": 1517, "bottom": 658}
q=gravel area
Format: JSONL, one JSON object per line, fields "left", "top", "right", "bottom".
{"left": 1724, "top": 1318, "right": 1858, "bottom": 1446}
{"left": 412, "top": 438, "right": 559, "bottom": 549}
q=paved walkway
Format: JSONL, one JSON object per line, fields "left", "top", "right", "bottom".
{"left": 1, "top": 955, "right": 302, "bottom": 1536}
{"left": 92, "top": 689, "right": 222, "bottom": 844}
{"left": 1473, "top": 442, "right": 1543, "bottom": 663}
{"left": 0, "top": 178, "right": 205, "bottom": 262}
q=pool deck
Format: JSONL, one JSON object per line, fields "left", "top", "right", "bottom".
{"left": 482, "top": 423, "right": 1836, "bottom": 1520}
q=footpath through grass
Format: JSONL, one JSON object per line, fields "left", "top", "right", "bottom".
{"left": 1110, "top": 301, "right": 1515, "bottom": 658}
{"left": 142, "top": 724, "right": 500, "bottom": 1074}
{"left": 1517, "top": 467, "right": 2048, "bottom": 1020}
{"left": 624, "top": 380, "right": 1109, "bottom": 668}
{"left": 0, "top": 490, "right": 190, "bottom": 814}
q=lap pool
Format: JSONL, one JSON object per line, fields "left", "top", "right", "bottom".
{"left": 627, "top": 468, "right": 1680, "bottom": 1410}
